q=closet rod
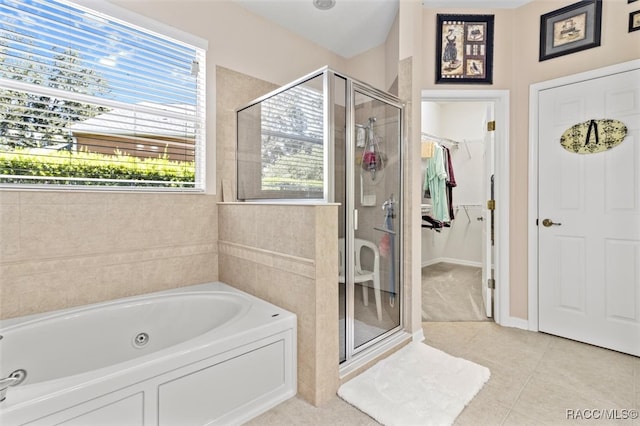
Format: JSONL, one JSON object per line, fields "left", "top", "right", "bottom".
{"left": 455, "top": 204, "right": 483, "bottom": 222}
{"left": 421, "top": 132, "right": 460, "bottom": 148}
{"left": 422, "top": 132, "right": 472, "bottom": 158}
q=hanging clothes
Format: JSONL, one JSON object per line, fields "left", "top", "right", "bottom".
{"left": 423, "top": 143, "right": 450, "bottom": 222}
{"left": 443, "top": 146, "right": 457, "bottom": 220}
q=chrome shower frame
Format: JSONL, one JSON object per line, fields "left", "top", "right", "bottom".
{"left": 235, "top": 67, "right": 406, "bottom": 371}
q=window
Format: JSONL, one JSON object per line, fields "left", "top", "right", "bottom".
{"left": 237, "top": 74, "right": 325, "bottom": 200}
{"left": 0, "top": 0, "right": 206, "bottom": 189}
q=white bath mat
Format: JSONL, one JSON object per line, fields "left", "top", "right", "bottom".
{"left": 338, "top": 342, "right": 490, "bottom": 426}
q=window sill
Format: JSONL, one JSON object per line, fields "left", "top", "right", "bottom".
{"left": 218, "top": 201, "right": 340, "bottom": 206}
{"left": 0, "top": 184, "right": 205, "bottom": 194}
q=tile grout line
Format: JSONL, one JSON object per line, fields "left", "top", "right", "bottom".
{"left": 499, "top": 336, "right": 555, "bottom": 425}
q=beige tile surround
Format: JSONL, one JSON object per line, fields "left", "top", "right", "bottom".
{"left": 214, "top": 65, "right": 342, "bottom": 406}
{"left": 216, "top": 65, "right": 278, "bottom": 202}
{"left": 0, "top": 191, "right": 218, "bottom": 319}
{"left": 218, "top": 202, "right": 339, "bottom": 406}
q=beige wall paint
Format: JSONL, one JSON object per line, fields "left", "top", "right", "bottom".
{"left": 344, "top": 44, "right": 388, "bottom": 91}
{"left": 111, "top": 0, "right": 347, "bottom": 88}
{"left": 398, "top": 0, "right": 425, "bottom": 340}
{"left": 386, "top": 12, "right": 401, "bottom": 93}
{"left": 421, "top": 7, "right": 514, "bottom": 89}
{"left": 421, "top": 0, "right": 639, "bottom": 319}
{"left": 345, "top": 9, "right": 400, "bottom": 94}
{"left": 110, "top": 0, "right": 401, "bottom": 92}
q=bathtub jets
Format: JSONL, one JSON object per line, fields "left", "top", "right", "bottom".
{"left": 0, "top": 282, "right": 297, "bottom": 425}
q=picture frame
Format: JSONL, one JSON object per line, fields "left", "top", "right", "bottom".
{"left": 630, "top": 10, "right": 640, "bottom": 32}
{"left": 435, "top": 14, "right": 494, "bottom": 84}
{"left": 539, "top": 0, "right": 602, "bottom": 61}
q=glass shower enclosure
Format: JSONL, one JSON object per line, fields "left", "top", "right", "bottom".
{"left": 236, "top": 67, "right": 403, "bottom": 367}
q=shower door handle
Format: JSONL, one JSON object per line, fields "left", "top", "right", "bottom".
{"left": 354, "top": 209, "right": 358, "bottom": 231}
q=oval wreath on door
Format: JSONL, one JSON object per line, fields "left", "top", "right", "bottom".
{"left": 560, "top": 118, "right": 628, "bottom": 154}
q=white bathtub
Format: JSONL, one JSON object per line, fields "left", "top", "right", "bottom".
{"left": 0, "top": 282, "right": 297, "bottom": 426}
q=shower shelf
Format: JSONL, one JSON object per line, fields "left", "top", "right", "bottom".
{"left": 374, "top": 226, "right": 396, "bottom": 235}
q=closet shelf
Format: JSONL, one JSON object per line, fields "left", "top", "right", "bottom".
{"left": 455, "top": 204, "right": 483, "bottom": 222}
{"left": 421, "top": 132, "right": 472, "bottom": 158}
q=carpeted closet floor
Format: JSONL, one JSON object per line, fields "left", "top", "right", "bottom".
{"left": 422, "top": 262, "right": 491, "bottom": 322}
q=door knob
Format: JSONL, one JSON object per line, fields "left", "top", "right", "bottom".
{"left": 542, "top": 218, "right": 562, "bottom": 227}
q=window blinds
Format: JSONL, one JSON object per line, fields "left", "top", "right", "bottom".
{"left": 260, "top": 85, "right": 324, "bottom": 193}
{"left": 0, "top": 0, "right": 206, "bottom": 189}
{"left": 237, "top": 76, "right": 325, "bottom": 200}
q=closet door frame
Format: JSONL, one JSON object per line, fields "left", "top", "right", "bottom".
{"left": 421, "top": 89, "right": 512, "bottom": 327}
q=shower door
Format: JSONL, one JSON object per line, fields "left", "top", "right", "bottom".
{"left": 339, "top": 82, "right": 403, "bottom": 363}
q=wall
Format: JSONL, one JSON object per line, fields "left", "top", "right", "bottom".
{"left": 346, "top": 44, "right": 388, "bottom": 93}
{"left": 421, "top": 0, "right": 639, "bottom": 320}
{"left": 216, "top": 66, "right": 278, "bottom": 202}
{"left": 385, "top": 12, "right": 401, "bottom": 93}
{"left": 345, "top": 8, "right": 400, "bottom": 94}
{"left": 111, "top": 0, "right": 347, "bottom": 89}
{"left": 421, "top": 7, "right": 514, "bottom": 91}
{"left": 0, "top": 191, "right": 217, "bottom": 319}
{"left": 218, "top": 203, "right": 338, "bottom": 406}
{"left": 398, "top": 0, "right": 426, "bottom": 341}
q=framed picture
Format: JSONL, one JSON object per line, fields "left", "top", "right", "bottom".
{"left": 539, "top": 0, "right": 602, "bottom": 61}
{"left": 435, "top": 14, "right": 494, "bottom": 84}
{"left": 630, "top": 10, "right": 640, "bottom": 32}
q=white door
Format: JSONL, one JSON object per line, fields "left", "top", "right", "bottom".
{"left": 538, "top": 68, "right": 640, "bottom": 356}
{"left": 481, "top": 105, "right": 495, "bottom": 318}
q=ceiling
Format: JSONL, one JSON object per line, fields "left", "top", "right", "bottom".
{"left": 234, "top": 0, "right": 534, "bottom": 59}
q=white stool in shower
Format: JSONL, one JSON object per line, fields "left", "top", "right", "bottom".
{"left": 338, "top": 237, "right": 382, "bottom": 322}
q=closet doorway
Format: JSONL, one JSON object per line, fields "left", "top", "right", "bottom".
{"left": 420, "top": 90, "right": 510, "bottom": 325}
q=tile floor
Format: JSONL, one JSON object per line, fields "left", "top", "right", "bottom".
{"left": 248, "top": 321, "right": 640, "bottom": 425}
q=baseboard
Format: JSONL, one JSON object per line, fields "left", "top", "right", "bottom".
{"left": 421, "top": 258, "right": 441, "bottom": 268}
{"left": 412, "top": 328, "right": 425, "bottom": 343}
{"left": 499, "top": 315, "right": 530, "bottom": 331}
{"left": 422, "top": 257, "right": 483, "bottom": 268}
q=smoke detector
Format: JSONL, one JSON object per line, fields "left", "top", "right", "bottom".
{"left": 313, "top": 0, "right": 336, "bottom": 10}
